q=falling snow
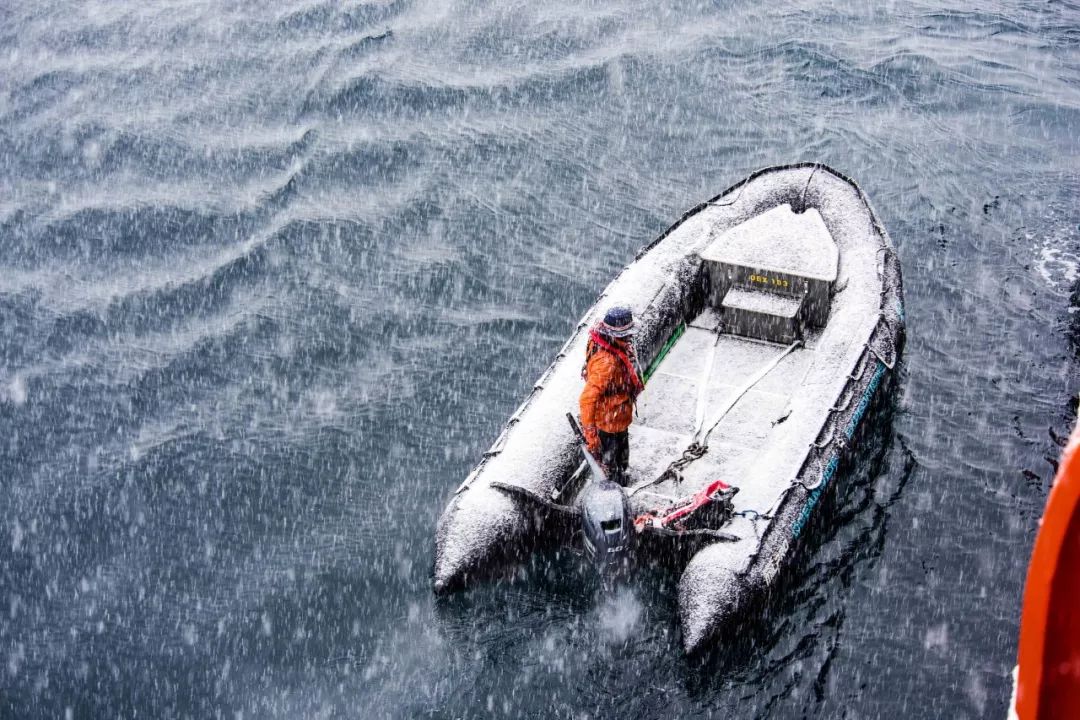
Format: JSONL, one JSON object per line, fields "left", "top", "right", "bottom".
{"left": 0, "top": 0, "right": 1077, "bottom": 718}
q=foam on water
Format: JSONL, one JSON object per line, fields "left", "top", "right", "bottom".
{"left": 1034, "top": 226, "right": 1080, "bottom": 290}
{"left": 596, "top": 587, "right": 644, "bottom": 645}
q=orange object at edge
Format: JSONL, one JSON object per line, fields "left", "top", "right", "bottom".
{"left": 1015, "top": 419, "right": 1080, "bottom": 719}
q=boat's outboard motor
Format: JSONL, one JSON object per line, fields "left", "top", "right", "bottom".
{"left": 578, "top": 478, "right": 634, "bottom": 578}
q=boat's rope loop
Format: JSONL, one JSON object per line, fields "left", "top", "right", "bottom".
{"left": 791, "top": 477, "right": 823, "bottom": 493}
{"left": 866, "top": 314, "right": 899, "bottom": 370}
{"left": 865, "top": 336, "right": 896, "bottom": 371}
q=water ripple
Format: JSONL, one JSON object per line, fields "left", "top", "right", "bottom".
{"left": 1, "top": 1, "right": 1079, "bottom": 718}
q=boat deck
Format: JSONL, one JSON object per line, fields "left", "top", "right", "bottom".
{"left": 626, "top": 317, "right": 823, "bottom": 532}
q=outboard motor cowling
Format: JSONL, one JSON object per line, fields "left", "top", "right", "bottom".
{"left": 579, "top": 478, "right": 634, "bottom": 578}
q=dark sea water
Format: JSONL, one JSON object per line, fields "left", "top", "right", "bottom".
{"left": 2, "top": 1, "right": 1079, "bottom": 718}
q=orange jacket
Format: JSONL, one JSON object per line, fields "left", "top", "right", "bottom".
{"left": 579, "top": 331, "right": 643, "bottom": 434}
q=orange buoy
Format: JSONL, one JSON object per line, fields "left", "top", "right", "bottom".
{"left": 1013, "top": 418, "right": 1080, "bottom": 719}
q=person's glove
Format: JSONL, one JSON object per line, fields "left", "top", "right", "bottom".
{"left": 582, "top": 424, "right": 601, "bottom": 457}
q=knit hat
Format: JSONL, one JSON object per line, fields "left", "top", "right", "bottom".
{"left": 598, "top": 305, "right": 637, "bottom": 338}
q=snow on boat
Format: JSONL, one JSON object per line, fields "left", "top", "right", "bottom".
{"left": 433, "top": 164, "right": 905, "bottom": 654}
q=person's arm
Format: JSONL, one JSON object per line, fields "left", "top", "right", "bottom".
{"left": 579, "top": 355, "right": 610, "bottom": 455}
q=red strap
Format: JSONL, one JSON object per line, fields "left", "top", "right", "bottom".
{"left": 589, "top": 330, "right": 644, "bottom": 395}
{"left": 659, "top": 480, "right": 729, "bottom": 526}
{"left": 634, "top": 479, "right": 729, "bottom": 530}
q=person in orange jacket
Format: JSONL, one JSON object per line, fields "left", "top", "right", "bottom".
{"left": 579, "top": 306, "right": 644, "bottom": 485}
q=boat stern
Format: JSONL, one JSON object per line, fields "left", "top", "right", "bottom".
{"left": 433, "top": 483, "right": 528, "bottom": 593}
{"left": 678, "top": 541, "right": 756, "bottom": 655}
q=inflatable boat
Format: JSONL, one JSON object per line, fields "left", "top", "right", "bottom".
{"left": 434, "top": 164, "right": 905, "bottom": 654}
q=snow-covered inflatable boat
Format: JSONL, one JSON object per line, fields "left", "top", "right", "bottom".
{"left": 434, "top": 164, "right": 905, "bottom": 654}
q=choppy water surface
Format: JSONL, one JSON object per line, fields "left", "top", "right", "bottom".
{"left": 2, "top": 1, "right": 1079, "bottom": 717}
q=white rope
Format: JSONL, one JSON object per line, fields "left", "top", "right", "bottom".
{"left": 692, "top": 330, "right": 723, "bottom": 437}
{"left": 695, "top": 340, "right": 803, "bottom": 447}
